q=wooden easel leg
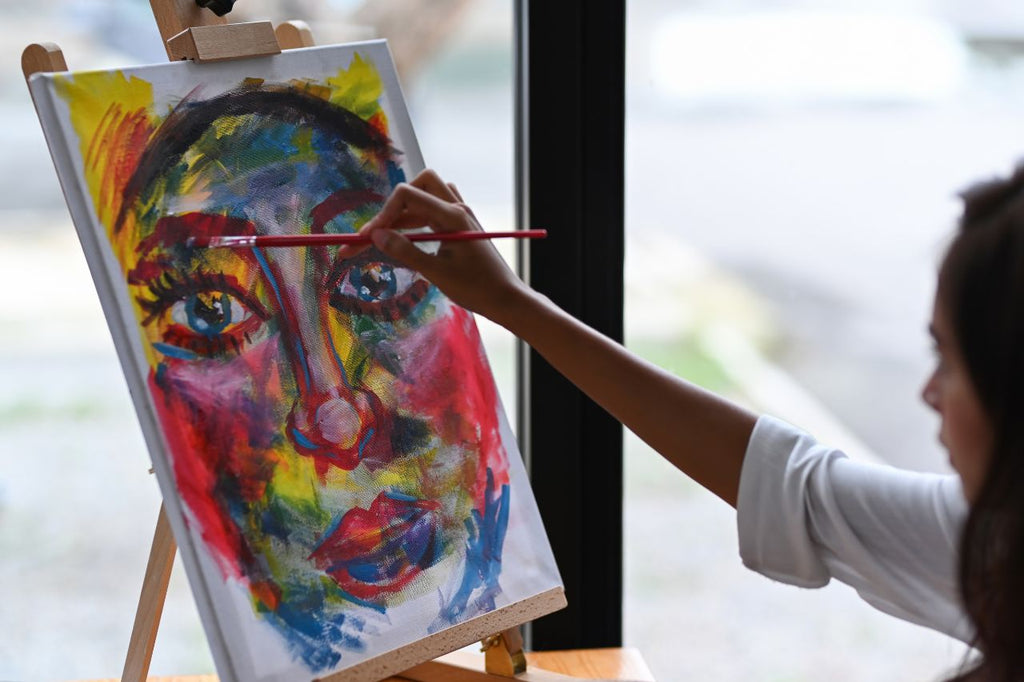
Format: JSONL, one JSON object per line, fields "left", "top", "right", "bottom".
{"left": 122, "top": 503, "right": 178, "bottom": 682}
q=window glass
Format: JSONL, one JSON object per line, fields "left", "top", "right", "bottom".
{"left": 624, "top": 2, "right": 1024, "bottom": 680}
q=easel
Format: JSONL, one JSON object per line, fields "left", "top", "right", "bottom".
{"left": 21, "top": 2, "right": 583, "bottom": 681}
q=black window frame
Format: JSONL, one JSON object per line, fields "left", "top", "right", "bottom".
{"left": 514, "top": 0, "right": 626, "bottom": 650}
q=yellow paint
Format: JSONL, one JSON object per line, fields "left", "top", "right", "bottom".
{"left": 271, "top": 453, "right": 321, "bottom": 500}
{"left": 327, "top": 53, "right": 387, "bottom": 125}
{"left": 54, "top": 71, "right": 155, "bottom": 226}
{"left": 55, "top": 70, "right": 153, "bottom": 145}
{"left": 293, "top": 126, "right": 316, "bottom": 162}
{"left": 210, "top": 114, "right": 248, "bottom": 141}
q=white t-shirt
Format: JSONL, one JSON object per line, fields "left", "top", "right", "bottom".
{"left": 736, "top": 415, "right": 973, "bottom": 642}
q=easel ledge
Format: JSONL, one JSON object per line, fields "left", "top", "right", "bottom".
{"left": 22, "top": 1, "right": 610, "bottom": 681}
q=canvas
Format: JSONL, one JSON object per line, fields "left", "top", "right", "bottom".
{"left": 27, "top": 40, "right": 563, "bottom": 682}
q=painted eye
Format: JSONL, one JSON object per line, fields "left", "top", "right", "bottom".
{"left": 138, "top": 272, "right": 270, "bottom": 360}
{"left": 330, "top": 261, "right": 430, "bottom": 321}
{"left": 350, "top": 263, "right": 398, "bottom": 303}
{"left": 170, "top": 292, "right": 252, "bottom": 336}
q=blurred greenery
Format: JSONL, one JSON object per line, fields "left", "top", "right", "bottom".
{"left": 629, "top": 335, "right": 735, "bottom": 395}
{"left": 0, "top": 398, "right": 109, "bottom": 424}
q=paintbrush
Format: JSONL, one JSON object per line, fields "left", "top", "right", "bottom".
{"left": 186, "top": 229, "right": 547, "bottom": 249}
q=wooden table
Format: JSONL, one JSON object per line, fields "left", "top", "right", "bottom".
{"left": 80, "top": 648, "right": 655, "bottom": 682}
{"left": 522, "top": 648, "right": 655, "bottom": 680}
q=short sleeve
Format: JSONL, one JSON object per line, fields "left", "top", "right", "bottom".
{"left": 736, "top": 415, "right": 972, "bottom": 642}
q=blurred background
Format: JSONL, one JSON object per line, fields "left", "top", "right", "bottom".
{"left": 5, "top": 0, "right": 1024, "bottom": 679}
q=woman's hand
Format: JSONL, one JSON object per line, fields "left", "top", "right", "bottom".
{"left": 353, "top": 174, "right": 755, "bottom": 506}
{"left": 347, "top": 169, "right": 530, "bottom": 328}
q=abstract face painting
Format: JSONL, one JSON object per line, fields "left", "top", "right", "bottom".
{"left": 31, "top": 43, "right": 561, "bottom": 681}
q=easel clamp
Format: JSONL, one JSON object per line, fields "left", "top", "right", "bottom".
{"left": 166, "top": 21, "right": 281, "bottom": 62}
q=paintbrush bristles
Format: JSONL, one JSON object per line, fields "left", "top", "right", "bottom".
{"left": 187, "top": 235, "right": 258, "bottom": 248}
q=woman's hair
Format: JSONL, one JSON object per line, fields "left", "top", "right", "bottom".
{"left": 940, "top": 165, "right": 1024, "bottom": 681}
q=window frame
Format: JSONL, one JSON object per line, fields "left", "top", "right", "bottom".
{"left": 514, "top": 0, "right": 626, "bottom": 649}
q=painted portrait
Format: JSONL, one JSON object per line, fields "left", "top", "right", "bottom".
{"left": 31, "top": 43, "right": 561, "bottom": 680}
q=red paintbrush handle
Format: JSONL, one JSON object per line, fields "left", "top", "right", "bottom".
{"left": 189, "top": 229, "right": 547, "bottom": 248}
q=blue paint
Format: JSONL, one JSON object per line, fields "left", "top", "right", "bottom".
{"left": 356, "top": 427, "right": 375, "bottom": 460}
{"left": 152, "top": 342, "right": 199, "bottom": 360}
{"left": 249, "top": 122, "right": 301, "bottom": 159}
{"left": 290, "top": 427, "right": 320, "bottom": 451}
{"left": 154, "top": 363, "right": 168, "bottom": 386}
{"left": 347, "top": 558, "right": 385, "bottom": 583}
{"left": 257, "top": 572, "right": 380, "bottom": 670}
{"left": 387, "top": 162, "right": 406, "bottom": 188}
{"left": 335, "top": 588, "right": 387, "bottom": 614}
{"left": 269, "top": 598, "right": 344, "bottom": 670}
{"left": 430, "top": 469, "right": 509, "bottom": 629}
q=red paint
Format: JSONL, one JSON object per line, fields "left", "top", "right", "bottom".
{"left": 139, "top": 213, "right": 256, "bottom": 256}
{"left": 126, "top": 257, "right": 173, "bottom": 285}
{"left": 150, "top": 339, "right": 285, "bottom": 580}
{"left": 286, "top": 386, "right": 394, "bottom": 473}
{"left": 368, "top": 112, "right": 388, "bottom": 137}
{"left": 309, "top": 189, "right": 385, "bottom": 233}
{"left": 251, "top": 578, "right": 282, "bottom": 612}
{"left": 87, "top": 105, "right": 155, "bottom": 226}
{"left": 401, "top": 306, "right": 510, "bottom": 510}
{"left": 309, "top": 492, "right": 441, "bottom": 600}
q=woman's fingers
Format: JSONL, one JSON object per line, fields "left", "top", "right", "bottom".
{"left": 370, "top": 229, "right": 436, "bottom": 273}
{"left": 337, "top": 170, "right": 472, "bottom": 262}
{"left": 366, "top": 170, "right": 468, "bottom": 236}
{"left": 366, "top": 182, "right": 469, "bottom": 234}
{"left": 447, "top": 182, "right": 481, "bottom": 221}
{"left": 447, "top": 182, "right": 464, "bottom": 202}
{"left": 409, "top": 169, "right": 460, "bottom": 203}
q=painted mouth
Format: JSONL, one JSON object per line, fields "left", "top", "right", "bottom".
{"left": 309, "top": 491, "right": 443, "bottom": 601}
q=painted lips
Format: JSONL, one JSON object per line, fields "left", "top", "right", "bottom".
{"left": 309, "top": 491, "right": 443, "bottom": 600}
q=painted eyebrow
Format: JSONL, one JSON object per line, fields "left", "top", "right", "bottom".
{"left": 309, "top": 189, "right": 386, "bottom": 233}
{"left": 139, "top": 213, "right": 256, "bottom": 255}
{"left": 128, "top": 213, "right": 257, "bottom": 284}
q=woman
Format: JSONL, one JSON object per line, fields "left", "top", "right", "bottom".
{"left": 347, "top": 166, "right": 1024, "bottom": 680}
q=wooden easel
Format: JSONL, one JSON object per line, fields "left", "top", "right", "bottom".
{"left": 21, "top": 2, "right": 574, "bottom": 681}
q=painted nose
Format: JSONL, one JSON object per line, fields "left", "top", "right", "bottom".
{"left": 288, "top": 387, "right": 387, "bottom": 471}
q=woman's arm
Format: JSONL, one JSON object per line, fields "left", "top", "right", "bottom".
{"left": 503, "top": 287, "right": 756, "bottom": 505}
{"left": 353, "top": 170, "right": 757, "bottom": 506}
